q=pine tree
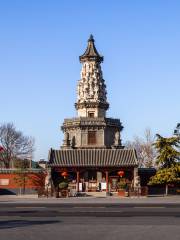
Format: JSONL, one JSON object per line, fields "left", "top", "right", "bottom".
{"left": 153, "top": 134, "right": 180, "bottom": 167}
{"left": 149, "top": 164, "right": 180, "bottom": 195}
{"left": 149, "top": 134, "right": 180, "bottom": 195}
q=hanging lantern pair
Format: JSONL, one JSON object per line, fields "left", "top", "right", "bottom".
{"left": 117, "top": 170, "right": 125, "bottom": 178}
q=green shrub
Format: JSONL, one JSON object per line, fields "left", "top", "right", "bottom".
{"left": 59, "top": 181, "right": 68, "bottom": 190}
{"left": 117, "top": 178, "right": 126, "bottom": 189}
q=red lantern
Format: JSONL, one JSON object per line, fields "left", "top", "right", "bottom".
{"left": 0, "top": 146, "right": 4, "bottom": 152}
{"left": 61, "top": 171, "right": 68, "bottom": 178}
{"left": 118, "top": 170, "right": 125, "bottom": 178}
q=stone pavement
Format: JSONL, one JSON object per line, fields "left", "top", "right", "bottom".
{"left": 0, "top": 194, "right": 179, "bottom": 204}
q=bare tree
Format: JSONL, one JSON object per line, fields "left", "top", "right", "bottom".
{"left": 0, "top": 123, "right": 34, "bottom": 168}
{"left": 125, "top": 128, "right": 156, "bottom": 168}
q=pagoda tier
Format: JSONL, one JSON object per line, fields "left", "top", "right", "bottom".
{"left": 61, "top": 117, "right": 123, "bottom": 149}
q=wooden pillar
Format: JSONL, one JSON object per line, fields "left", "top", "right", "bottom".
{"left": 105, "top": 171, "right": 109, "bottom": 193}
{"left": 76, "top": 171, "right": 80, "bottom": 192}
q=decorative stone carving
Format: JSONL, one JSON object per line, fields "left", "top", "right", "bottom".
{"left": 45, "top": 169, "right": 52, "bottom": 190}
{"left": 77, "top": 62, "right": 108, "bottom": 105}
{"left": 62, "top": 132, "right": 71, "bottom": 148}
{"left": 71, "top": 136, "right": 76, "bottom": 148}
{"left": 114, "top": 131, "right": 120, "bottom": 145}
{"left": 64, "top": 132, "right": 69, "bottom": 141}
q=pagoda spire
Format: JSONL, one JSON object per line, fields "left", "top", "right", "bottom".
{"left": 79, "top": 35, "right": 103, "bottom": 63}
{"left": 75, "top": 35, "right": 109, "bottom": 118}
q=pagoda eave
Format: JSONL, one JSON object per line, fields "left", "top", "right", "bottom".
{"left": 75, "top": 101, "right": 109, "bottom": 111}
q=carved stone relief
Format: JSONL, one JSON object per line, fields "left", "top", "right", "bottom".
{"left": 76, "top": 61, "right": 107, "bottom": 105}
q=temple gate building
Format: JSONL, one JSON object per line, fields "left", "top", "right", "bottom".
{"left": 48, "top": 35, "right": 138, "bottom": 194}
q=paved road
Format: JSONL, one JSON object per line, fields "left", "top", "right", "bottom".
{"left": 0, "top": 195, "right": 180, "bottom": 203}
{"left": 0, "top": 202, "right": 180, "bottom": 240}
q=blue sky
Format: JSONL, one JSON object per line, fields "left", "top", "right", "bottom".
{"left": 0, "top": 1, "right": 180, "bottom": 161}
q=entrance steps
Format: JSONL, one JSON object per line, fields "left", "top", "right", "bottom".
{"left": 86, "top": 191, "right": 107, "bottom": 197}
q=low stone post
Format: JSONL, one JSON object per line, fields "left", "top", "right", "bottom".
{"left": 76, "top": 171, "right": 80, "bottom": 192}
{"left": 105, "top": 171, "right": 109, "bottom": 196}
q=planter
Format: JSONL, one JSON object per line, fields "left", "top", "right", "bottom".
{"left": 125, "top": 191, "right": 129, "bottom": 197}
{"left": 55, "top": 191, "right": 59, "bottom": 198}
{"left": 118, "top": 189, "right": 125, "bottom": 197}
{"left": 60, "top": 189, "right": 68, "bottom": 197}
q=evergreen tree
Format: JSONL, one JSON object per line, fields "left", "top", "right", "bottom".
{"left": 153, "top": 134, "right": 180, "bottom": 167}
{"left": 149, "top": 134, "right": 180, "bottom": 195}
{"left": 149, "top": 164, "right": 180, "bottom": 195}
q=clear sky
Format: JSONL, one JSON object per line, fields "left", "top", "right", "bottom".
{"left": 0, "top": 1, "right": 179, "bottom": 161}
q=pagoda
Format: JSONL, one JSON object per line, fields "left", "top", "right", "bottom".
{"left": 61, "top": 35, "right": 123, "bottom": 149}
{"left": 48, "top": 36, "right": 138, "bottom": 194}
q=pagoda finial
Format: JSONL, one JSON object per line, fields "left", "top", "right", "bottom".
{"left": 79, "top": 35, "right": 103, "bottom": 63}
{"left": 88, "top": 34, "right": 94, "bottom": 42}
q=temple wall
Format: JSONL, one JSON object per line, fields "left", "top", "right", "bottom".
{"left": 0, "top": 171, "right": 46, "bottom": 195}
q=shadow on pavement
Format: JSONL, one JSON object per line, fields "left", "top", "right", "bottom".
{"left": 0, "top": 220, "right": 60, "bottom": 230}
{"left": 0, "top": 189, "right": 16, "bottom": 195}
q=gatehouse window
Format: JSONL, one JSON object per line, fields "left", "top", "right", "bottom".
{"left": 88, "top": 131, "right": 96, "bottom": 145}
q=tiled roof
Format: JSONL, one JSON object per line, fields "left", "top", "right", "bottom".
{"left": 79, "top": 35, "right": 103, "bottom": 62}
{"left": 48, "top": 149, "right": 138, "bottom": 167}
